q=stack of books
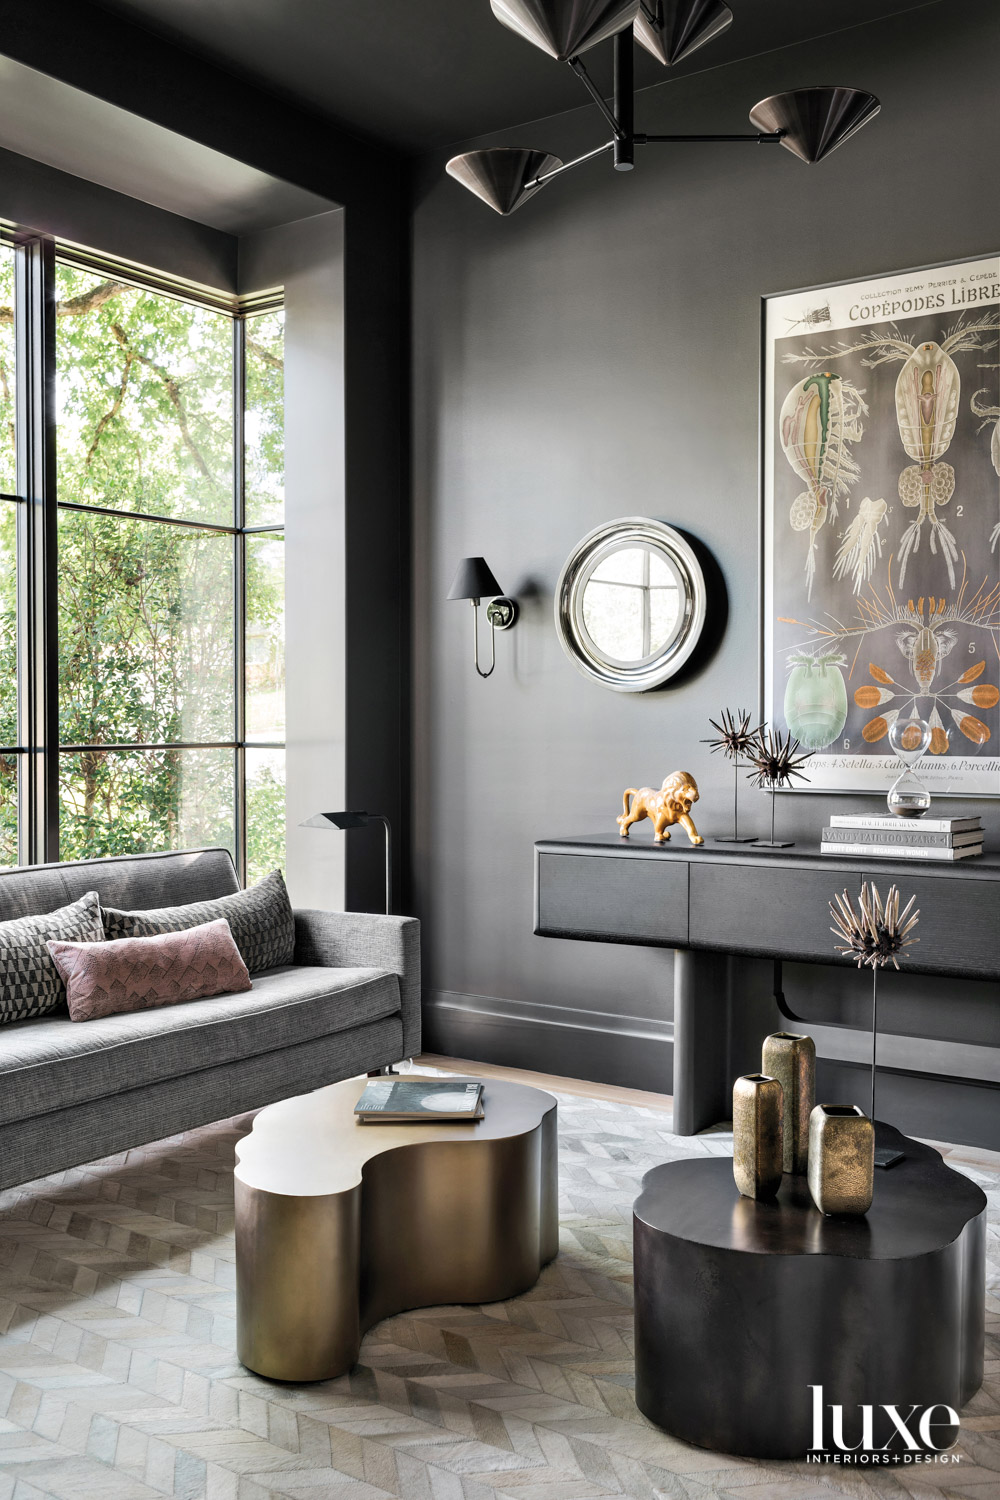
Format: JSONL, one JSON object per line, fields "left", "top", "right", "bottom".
{"left": 821, "top": 813, "right": 984, "bottom": 862}
{"left": 354, "top": 1078, "right": 485, "bottom": 1123}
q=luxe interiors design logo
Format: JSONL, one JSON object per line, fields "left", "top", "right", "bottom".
{"left": 807, "top": 1386, "right": 962, "bottom": 1465}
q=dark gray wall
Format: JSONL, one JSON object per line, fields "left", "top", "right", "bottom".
{"left": 412, "top": 0, "right": 1000, "bottom": 1135}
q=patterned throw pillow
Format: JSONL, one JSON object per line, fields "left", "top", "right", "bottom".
{"left": 101, "top": 868, "right": 295, "bottom": 974}
{"left": 48, "top": 918, "right": 252, "bottom": 1022}
{"left": 0, "top": 891, "right": 105, "bottom": 1025}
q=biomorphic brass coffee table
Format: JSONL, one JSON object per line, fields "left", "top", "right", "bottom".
{"left": 235, "top": 1076, "right": 558, "bottom": 1381}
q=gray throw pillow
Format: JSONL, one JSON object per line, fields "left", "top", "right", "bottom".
{"left": 0, "top": 891, "right": 105, "bottom": 1024}
{"left": 101, "top": 868, "right": 295, "bottom": 974}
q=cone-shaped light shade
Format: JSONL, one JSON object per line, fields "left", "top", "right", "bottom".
{"left": 749, "top": 86, "right": 880, "bottom": 164}
{"left": 446, "top": 148, "right": 561, "bottom": 215}
{"left": 490, "top": 0, "right": 640, "bottom": 61}
{"left": 634, "top": 0, "right": 732, "bottom": 67}
{"left": 447, "top": 557, "right": 504, "bottom": 601}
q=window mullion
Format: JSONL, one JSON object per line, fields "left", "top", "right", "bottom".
{"left": 15, "top": 236, "right": 58, "bottom": 865}
{"left": 234, "top": 316, "right": 247, "bottom": 886}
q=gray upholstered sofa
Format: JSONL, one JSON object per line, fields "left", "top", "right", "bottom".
{"left": 0, "top": 847, "right": 420, "bottom": 1191}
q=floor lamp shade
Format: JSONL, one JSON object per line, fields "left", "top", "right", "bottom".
{"left": 490, "top": 0, "right": 640, "bottom": 62}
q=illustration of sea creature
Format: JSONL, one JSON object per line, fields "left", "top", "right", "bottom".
{"left": 970, "top": 362, "right": 1000, "bottom": 553}
{"left": 785, "top": 303, "right": 832, "bottom": 333}
{"left": 783, "top": 649, "right": 848, "bottom": 750}
{"left": 778, "top": 371, "right": 867, "bottom": 599}
{"left": 853, "top": 653, "right": 997, "bottom": 750}
{"left": 784, "top": 315, "right": 1000, "bottom": 590}
{"left": 833, "top": 496, "right": 887, "bottom": 594}
{"left": 779, "top": 561, "right": 1000, "bottom": 758}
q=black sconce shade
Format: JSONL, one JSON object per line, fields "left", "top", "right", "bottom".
{"left": 446, "top": 149, "right": 561, "bottom": 215}
{"left": 634, "top": 0, "right": 732, "bottom": 67}
{"left": 490, "top": 0, "right": 640, "bottom": 61}
{"left": 749, "top": 87, "right": 881, "bottom": 164}
{"left": 447, "top": 556, "right": 504, "bottom": 602}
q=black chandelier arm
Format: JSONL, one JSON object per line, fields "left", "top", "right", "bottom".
{"left": 524, "top": 139, "right": 616, "bottom": 190}
{"left": 566, "top": 56, "right": 627, "bottom": 140}
{"left": 638, "top": 0, "right": 660, "bottom": 23}
{"left": 636, "top": 131, "right": 786, "bottom": 144}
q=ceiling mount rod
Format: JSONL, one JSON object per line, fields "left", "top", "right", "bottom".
{"left": 567, "top": 56, "right": 626, "bottom": 140}
{"left": 637, "top": 131, "right": 785, "bottom": 143}
{"left": 614, "top": 31, "right": 634, "bottom": 170}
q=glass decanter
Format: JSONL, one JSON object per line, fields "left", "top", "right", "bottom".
{"left": 886, "top": 716, "right": 932, "bottom": 817}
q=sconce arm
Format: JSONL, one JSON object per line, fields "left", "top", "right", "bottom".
{"left": 470, "top": 599, "right": 496, "bottom": 679}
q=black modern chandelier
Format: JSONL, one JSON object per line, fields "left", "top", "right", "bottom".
{"left": 447, "top": 0, "right": 880, "bottom": 214}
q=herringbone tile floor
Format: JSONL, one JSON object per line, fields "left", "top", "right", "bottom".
{"left": 0, "top": 1079, "right": 996, "bottom": 1500}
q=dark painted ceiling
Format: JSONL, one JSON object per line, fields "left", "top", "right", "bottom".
{"left": 92, "top": 0, "right": 932, "bottom": 154}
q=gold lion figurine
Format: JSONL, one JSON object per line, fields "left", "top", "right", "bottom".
{"left": 617, "top": 771, "right": 703, "bottom": 846}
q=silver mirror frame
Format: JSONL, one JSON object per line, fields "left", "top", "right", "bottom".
{"left": 554, "top": 517, "right": 707, "bottom": 691}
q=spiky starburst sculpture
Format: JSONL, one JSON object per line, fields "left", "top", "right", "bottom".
{"left": 702, "top": 709, "right": 765, "bottom": 843}
{"left": 829, "top": 882, "right": 920, "bottom": 1140}
{"left": 702, "top": 708, "right": 763, "bottom": 762}
{"left": 830, "top": 882, "right": 920, "bottom": 971}
{"left": 745, "top": 727, "right": 814, "bottom": 847}
{"left": 746, "top": 727, "right": 814, "bottom": 789}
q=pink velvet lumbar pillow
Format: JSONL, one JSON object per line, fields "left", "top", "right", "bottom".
{"left": 47, "top": 918, "right": 252, "bottom": 1022}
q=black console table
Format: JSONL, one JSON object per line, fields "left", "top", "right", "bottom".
{"left": 632, "top": 1125, "right": 986, "bottom": 1458}
{"left": 534, "top": 836, "right": 1000, "bottom": 1133}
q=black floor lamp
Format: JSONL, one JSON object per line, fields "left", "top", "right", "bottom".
{"left": 301, "top": 811, "right": 392, "bottom": 915}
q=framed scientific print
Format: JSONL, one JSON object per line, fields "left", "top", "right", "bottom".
{"left": 763, "top": 254, "right": 1000, "bottom": 796}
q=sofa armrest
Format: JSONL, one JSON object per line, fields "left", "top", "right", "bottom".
{"left": 293, "top": 910, "right": 421, "bottom": 1058}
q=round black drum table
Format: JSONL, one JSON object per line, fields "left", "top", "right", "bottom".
{"left": 633, "top": 1125, "right": 985, "bottom": 1459}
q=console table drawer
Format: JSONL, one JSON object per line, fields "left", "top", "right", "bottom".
{"left": 688, "top": 863, "right": 998, "bottom": 978}
{"left": 535, "top": 852, "right": 688, "bottom": 946}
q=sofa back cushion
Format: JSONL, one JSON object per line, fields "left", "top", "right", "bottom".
{"left": 0, "top": 891, "right": 104, "bottom": 1024}
{"left": 0, "top": 849, "right": 240, "bottom": 924}
{"left": 48, "top": 918, "right": 252, "bottom": 1022}
{"left": 102, "top": 869, "right": 295, "bottom": 974}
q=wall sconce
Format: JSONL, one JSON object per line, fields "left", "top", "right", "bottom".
{"left": 447, "top": 557, "right": 518, "bottom": 678}
{"left": 301, "top": 810, "right": 392, "bottom": 914}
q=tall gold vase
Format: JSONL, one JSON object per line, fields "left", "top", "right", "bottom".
{"left": 732, "top": 1074, "right": 783, "bottom": 1199}
{"left": 762, "top": 1032, "right": 815, "bottom": 1175}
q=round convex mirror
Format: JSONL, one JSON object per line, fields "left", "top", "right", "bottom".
{"left": 555, "top": 518, "right": 707, "bottom": 691}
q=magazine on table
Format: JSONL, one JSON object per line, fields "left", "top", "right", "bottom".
{"left": 355, "top": 1078, "right": 485, "bottom": 1122}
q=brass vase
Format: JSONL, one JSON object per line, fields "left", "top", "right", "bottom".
{"left": 807, "top": 1104, "right": 874, "bottom": 1215}
{"left": 762, "top": 1032, "right": 815, "bottom": 1175}
{"left": 732, "top": 1074, "right": 783, "bottom": 1199}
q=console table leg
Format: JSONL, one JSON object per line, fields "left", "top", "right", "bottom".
{"left": 673, "top": 950, "right": 730, "bottom": 1135}
{"left": 673, "top": 952, "right": 779, "bottom": 1135}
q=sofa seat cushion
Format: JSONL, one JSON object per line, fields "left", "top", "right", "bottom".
{"left": 0, "top": 965, "right": 400, "bottom": 1126}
